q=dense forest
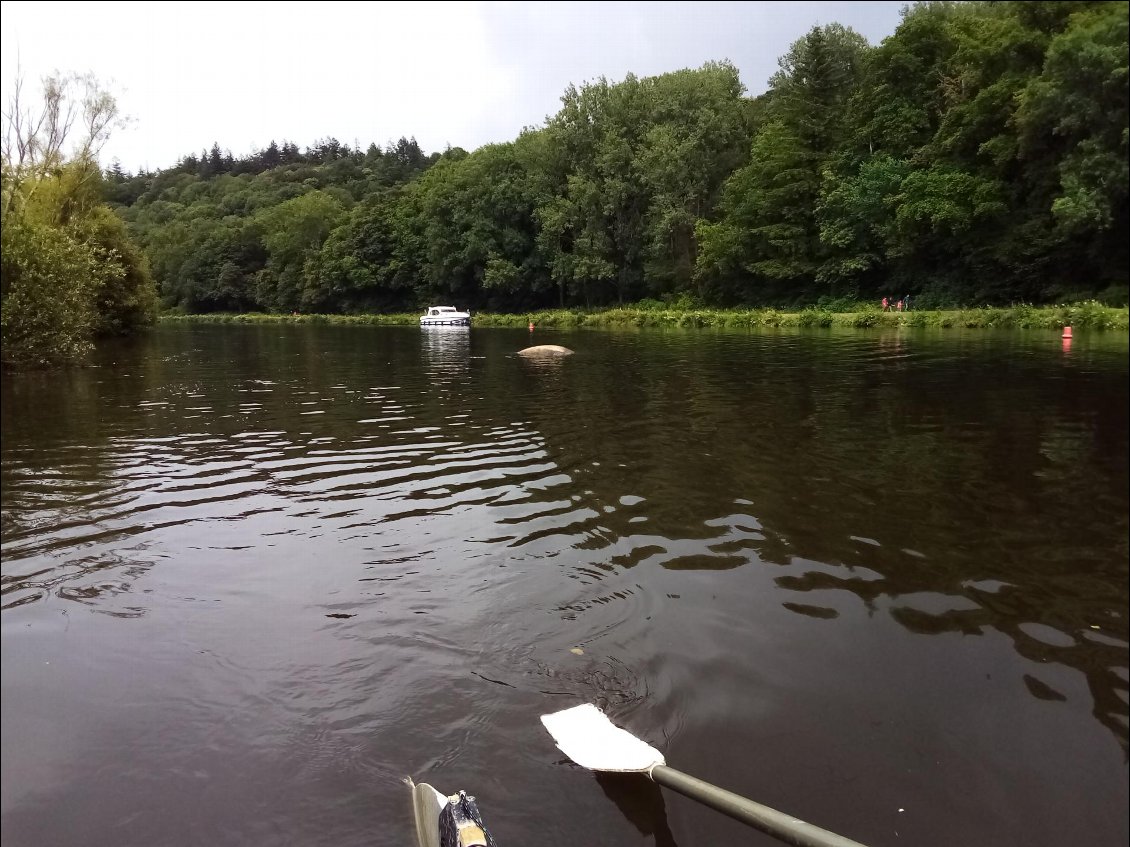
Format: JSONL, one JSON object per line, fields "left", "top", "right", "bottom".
{"left": 3, "top": 1, "right": 1127, "bottom": 367}
{"left": 107, "top": 1, "right": 1128, "bottom": 316}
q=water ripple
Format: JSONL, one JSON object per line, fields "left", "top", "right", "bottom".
{"left": 1, "top": 324, "right": 1127, "bottom": 847}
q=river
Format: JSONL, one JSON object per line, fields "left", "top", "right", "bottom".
{"left": 2, "top": 323, "right": 1127, "bottom": 846}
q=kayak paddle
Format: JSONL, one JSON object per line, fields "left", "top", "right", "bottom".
{"left": 540, "top": 703, "right": 867, "bottom": 847}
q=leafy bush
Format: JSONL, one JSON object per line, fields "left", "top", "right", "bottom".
{"left": 1, "top": 215, "right": 99, "bottom": 367}
{"left": 797, "top": 306, "right": 834, "bottom": 327}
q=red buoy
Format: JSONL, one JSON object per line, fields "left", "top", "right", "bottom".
{"left": 529, "top": 322, "right": 535, "bottom": 332}
{"left": 1062, "top": 326, "right": 1073, "bottom": 339}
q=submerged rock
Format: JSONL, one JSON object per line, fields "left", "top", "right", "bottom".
{"left": 517, "top": 344, "right": 574, "bottom": 357}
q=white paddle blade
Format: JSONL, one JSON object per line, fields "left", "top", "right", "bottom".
{"left": 540, "top": 703, "right": 665, "bottom": 773}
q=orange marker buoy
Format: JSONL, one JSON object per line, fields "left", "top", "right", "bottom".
{"left": 1062, "top": 326, "right": 1073, "bottom": 338}
{"left": 529, "top": 322, "right": 535, "bottom": 332}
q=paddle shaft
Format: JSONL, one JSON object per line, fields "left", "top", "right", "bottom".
{"left": 648, "top": 765, "right": 867, "bottom": 847}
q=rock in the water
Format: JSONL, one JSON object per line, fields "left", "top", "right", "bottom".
{"left": 517, "top": 344, "right": 574, "bottom": 357}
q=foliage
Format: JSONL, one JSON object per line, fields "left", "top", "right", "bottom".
{"left": 2, "top": 74, "right": 156, "bottom": 367}
{"left": 108, "top": 3, "right": 1128, "bottom": 316}
{"left": 71, "top": 205, "right": 157, "bottom": 335}
{"left": 1, "top": 207, "right": 100, "bottom": 365}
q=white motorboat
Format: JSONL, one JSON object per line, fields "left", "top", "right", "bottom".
{"left": 420, "top": 306, "right": 471, "bottom": 327}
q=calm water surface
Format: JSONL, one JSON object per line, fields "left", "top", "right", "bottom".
{"left": 2, "top": 324, "right": 1127, "bottom": 847}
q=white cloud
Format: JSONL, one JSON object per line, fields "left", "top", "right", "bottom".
{"left": 1, "top": 0, "right": 903, "bottom": 172}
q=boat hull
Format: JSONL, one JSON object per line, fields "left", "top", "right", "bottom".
{"left": 420, "top": 317, "right": 471, "bottom": 327}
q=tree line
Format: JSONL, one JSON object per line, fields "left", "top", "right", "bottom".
{"left": 110, "top": 2, "right": 1126, "bottom": 316}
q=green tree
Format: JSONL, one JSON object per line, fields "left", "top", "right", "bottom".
{"left": 1, "top": 201, "right": 102, "bottom": 365}
{"left": 1017, "top": 3, "right": 1128, "bottom": 239}
{"left": 254, "top": 190, "right": 346, "bottom": 310}
{"left": 636, "top": 62, "right": 749, "bottom": 294}
{"left": 697, "top": 25, "right": 871, "bottom": 301}
{"left": 2, "top": 73, "right": 155, "bottom": 366}
{"left": 402, "top": 141, "right": 546, "bottom": 308}
{"left": 304, "top": 197, "right": 411, "bottom": 311}
{"left": 72, "top": 204, "right": 157, "bottom": 334}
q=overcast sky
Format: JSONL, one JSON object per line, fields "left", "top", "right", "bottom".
{"left": 1, "top": 1, "right": 906, "bottom": 173}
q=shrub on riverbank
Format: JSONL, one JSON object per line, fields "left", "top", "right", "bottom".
{"left": 2, "top": 76, "right": 156, "bottom": 368}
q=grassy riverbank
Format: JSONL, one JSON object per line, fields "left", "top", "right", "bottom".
{"left": 161, "top": 302, "right": 1129, "bottom": 331}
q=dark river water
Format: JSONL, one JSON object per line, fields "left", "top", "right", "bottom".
{"left": 2, "top": 324, "right": 1127, "bottom": 847}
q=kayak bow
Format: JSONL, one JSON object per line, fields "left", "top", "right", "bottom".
{"left": 408, "top": 777, "right": 495, "bottom": 847}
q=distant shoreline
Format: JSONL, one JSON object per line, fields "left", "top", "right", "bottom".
{"left": 159, "top": 303, "right": 1129, "bottom": 331}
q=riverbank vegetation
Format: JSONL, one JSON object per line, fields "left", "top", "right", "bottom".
{"left": 1, "top": 75, "right": 156, "bottom": 367}
{"left": 160, "top": 301, "right": 1129, "bottom": 331}
{"left": 110, "top": 1, "right": 1128, "bottom": 319}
